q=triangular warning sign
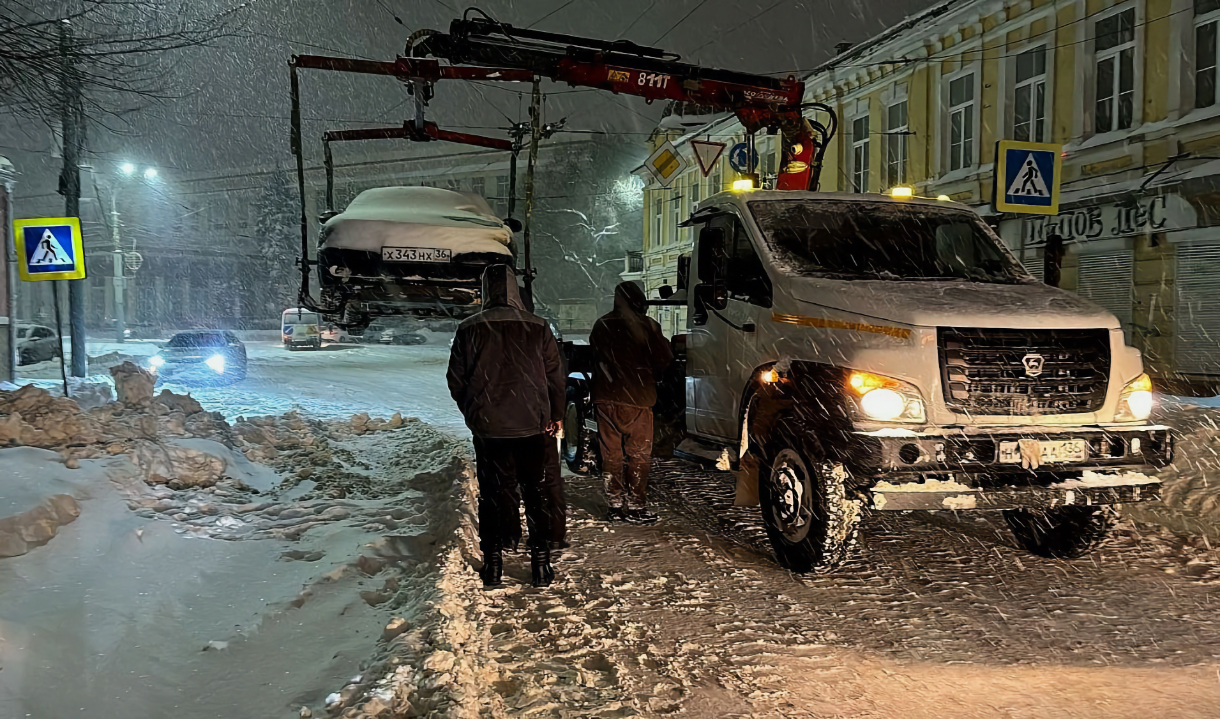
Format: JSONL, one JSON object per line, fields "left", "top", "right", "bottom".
{"left": 1006, "top": 154, "right": 1050, "bottom": 197}
{"left": 28, "top": 229, "right": 72, "bottom": 266}
{"left": 691, "top": 140, "right": 726, "bottom": 178}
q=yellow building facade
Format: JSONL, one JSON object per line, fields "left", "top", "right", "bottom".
{"left": 636, "top": 0, "right": 1220, "bottom": 391}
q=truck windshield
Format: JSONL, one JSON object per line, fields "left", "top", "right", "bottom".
{"left": 749, "top": 200, "right": 1031, "bottom": 284}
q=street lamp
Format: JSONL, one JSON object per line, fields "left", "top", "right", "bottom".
{"left": 109, "top": 162, "right": 159, "bottom": 342}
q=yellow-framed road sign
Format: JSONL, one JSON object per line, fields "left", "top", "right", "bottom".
{"left": 995, "top": 140, "right": 1063, "bottom": 215}
{"left": 14, "top": 216, "right": 86, "bottom": 281}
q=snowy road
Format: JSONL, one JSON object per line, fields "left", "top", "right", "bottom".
{"left": 8, "top": 340, "right": 1220, "bottom": 716}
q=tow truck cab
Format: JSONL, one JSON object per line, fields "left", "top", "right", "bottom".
{"left": 564, "top": 190, "right": 1171, "bottom": 573}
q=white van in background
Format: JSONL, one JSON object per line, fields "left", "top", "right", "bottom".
{"left": 282, "top": 308, "right": 321, "bottom": 350}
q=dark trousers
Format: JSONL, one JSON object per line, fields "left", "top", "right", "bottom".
{"left": 472, "top": 434, "right": 566, "bottom": 553}
{"left": 595, "top": 402, "right": 653, "bottom": 510}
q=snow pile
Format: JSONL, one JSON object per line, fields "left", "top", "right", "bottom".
{"left": 322, "top": 186, "right": 513, "bottom": 256}
{"left": 1127, "top": 404, "right": 1220, "bottom": 539}
{"left": 0, "top": 447, "right": 87, "bottom": 558}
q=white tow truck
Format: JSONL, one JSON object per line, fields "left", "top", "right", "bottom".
{"left": 562, "top": 190, "right": 1172, "bottom": 573}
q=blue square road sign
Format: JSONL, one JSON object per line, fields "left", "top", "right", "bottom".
{"left": 995, "top": 140, "right": 1063, "bottom": 216}
{"left": 14, "top": 217, "right": 86, "bottom": 281}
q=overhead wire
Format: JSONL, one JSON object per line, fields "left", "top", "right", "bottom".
{"left": 529, "top": 0, "right": 578, "bottom": 29}
{"left": 653, "top": 0, "right": 713, "bottom": 46}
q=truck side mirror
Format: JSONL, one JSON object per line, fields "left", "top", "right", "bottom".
{"left": 503, "top": 217, "right": 523, "bottom": 232}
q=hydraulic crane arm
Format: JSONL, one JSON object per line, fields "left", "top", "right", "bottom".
{"left": 410, "top": 14, "right": 836, "bottom": 190}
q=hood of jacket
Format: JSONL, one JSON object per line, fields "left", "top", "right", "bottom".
{"left": 482, "top": 264, "right": 527, "bottom": 311}
{"left": 613, "top": 281, "right": 648, "bottom": 316}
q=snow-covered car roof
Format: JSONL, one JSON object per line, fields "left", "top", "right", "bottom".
{"left": 321, "top": 186, "right": 514, "bottom": 257}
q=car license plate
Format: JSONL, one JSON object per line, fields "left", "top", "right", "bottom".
{"left": 381, "top": 247, "right": 452, "bottom": 263}
{"left": 998, "top": 439, "right": 1088, "bottom": 464}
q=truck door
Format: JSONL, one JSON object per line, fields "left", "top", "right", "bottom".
{"left": 687, "top": 211, "right": 772, "bottom": 440}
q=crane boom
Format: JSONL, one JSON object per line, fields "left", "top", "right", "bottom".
{"left": 411, "top": 16, "right": 834, "bottom": 190}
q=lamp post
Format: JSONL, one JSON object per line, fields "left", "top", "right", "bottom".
{"left": 110, "top": 162, "right": 157, "bottom": 342}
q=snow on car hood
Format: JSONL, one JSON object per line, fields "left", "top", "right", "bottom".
{"left": 321, "top": 186, "right": 513, "bottom": 254}
{"left": 785, "top": 278, "right": 1120, "bottom": 330}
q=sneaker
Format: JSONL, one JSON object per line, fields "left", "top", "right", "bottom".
{"left": 607, "top": 506, "right": 628, "bottom": 522}
{"left": 624, "top": 508, "right": 659, "bottom": 525}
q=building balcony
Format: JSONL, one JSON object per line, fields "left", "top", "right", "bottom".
{"left": 620, "top": 251, "right": 643, "bottom": 282}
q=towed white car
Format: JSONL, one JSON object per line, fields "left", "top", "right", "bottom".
{"left": 318, "top": 186, "right": 515, "bottom": 330}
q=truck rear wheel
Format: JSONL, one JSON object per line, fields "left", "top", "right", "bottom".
{"left": 1003, "top": 505, "right": 1118, "bottom": 559}
{"left": 759, "top": 425, "right": 862, "bottom": 573}
{"left": 561, "top": 387, "right": 600, "bottom": 475}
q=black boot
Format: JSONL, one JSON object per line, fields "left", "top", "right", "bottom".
{"left": 480, "top": 550, "right": 503, "bottom": 587}
{"left": 530, "top": 546, "right": 555, "bottom": 588}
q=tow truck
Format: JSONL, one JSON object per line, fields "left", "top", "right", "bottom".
{"left": 288, "top": 10, "right": 1172, "bottom": 573}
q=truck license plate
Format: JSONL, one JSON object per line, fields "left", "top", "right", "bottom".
{"left": 381, "top": 247, "right": 452, "bottom": 263}
{"left": 998, "top": 439, "right": 1087, "bottom": 464}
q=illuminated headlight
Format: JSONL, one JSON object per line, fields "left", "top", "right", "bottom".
{"left": 1116, "top": 373, "right": 1154, "bottom": 422}
{"left": 148, "top": 355, "right": 164, "bottom": 368}
{"left": 848, "top": 371, "right": 926, "bottom": 423}
{"left": 205, "top": 354, "right": 226, "bottom": 373}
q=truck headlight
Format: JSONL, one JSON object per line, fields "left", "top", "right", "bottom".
{"left": 205, "top": 354, "right": 226, "bottom": 373}
{"left": 1116, "top": 373, "right": 1153, "bottom": 422}
{"left": 848, "top": 371, "right": 926, "bottom": 423}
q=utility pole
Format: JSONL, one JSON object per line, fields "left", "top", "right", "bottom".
{"left": 58, "top": 20, "right": 87, "bottom": 377}
{"left": 110, "top": 193, "right": 125, "bottom": 342}
{"left": 522, "top": 78, "right": 542, "bottom": 309}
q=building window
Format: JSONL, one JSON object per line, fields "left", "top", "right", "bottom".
{"left": 1095, "top": 8, "right": 1136, "bottom": 133}
{"left": 653, "top": 197, "right": 663, "bottom": 248}
{"left": 885, "top": 100, "right": 907, "bottom": 188}
{"left": 470, "top": 176, "right": 485, "bottom": 197}
{"left": 851, "top": 113, "right": 869, "bottom": 192}
{"left": 1196, "top": 0, "right": 1220, "bottom": 108}
{"left": 1014, "top": 46, "right": 1048, "bottom": 142}
{"left": 948, "top": 73, "right": 975, "bottom": 171}
{"left": 495, "top": 175, "right": 510, "bottom": 215}
{"left": 445, "top": 178, "right": 461, "bottom": 192}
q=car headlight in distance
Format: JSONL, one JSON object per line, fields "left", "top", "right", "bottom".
{"left": 1116, "top": 373, "right": 1154, "bottom": 422}
{"left": 205, "top": 354, "right": 226, "bottom": 373}
{"left": 148, "top": 355, "right": 164, "bottom": 368}
{"left": 848, "top": 371, "right": 926, "bottom": 423}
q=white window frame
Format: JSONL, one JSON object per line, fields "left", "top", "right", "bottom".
{"left": 1012, "top": 43, "right": 1050, "bottom": 143}
{"left": 849, "top": 103, "right": 870, "bottom": 193}
{"left": 1195, "top": 1, "right": 1220, "bottom": 109}
{"left": 884, "top": 98, "right": 908, "bottom": 189}
{"left": 944, "top": 67, "right": 978, "bottom": 173}
{"left": 652, "top": 196, "right": 663, "bottom": 248}
{"left": 1088, "top": 2, "right": 1142, "bottom": 138}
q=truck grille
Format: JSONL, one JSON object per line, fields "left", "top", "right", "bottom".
{"left": 938, "top": 328, "right": 1110, "bottom": 415}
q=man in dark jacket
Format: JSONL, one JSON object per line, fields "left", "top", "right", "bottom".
{"left": 447, "top": 265, "right": 567, "bottom": 587}
{"left": 590, "top": 281, "right": 673, "bottom": 524}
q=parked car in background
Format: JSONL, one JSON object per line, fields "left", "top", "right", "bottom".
{"left": 16, "top": 324, "right": 61, "bottom": 365}
{"left": 378, "top": 327, "right": 428, "bottom": 345}
{"left": 362, "top": 322, "right": 388, "bottom": 344}
{"left": 320, "top": 323, "right": 353, "bottom": 343}
{"left": 149, "top": 330, "right": 247, "bottom": 383}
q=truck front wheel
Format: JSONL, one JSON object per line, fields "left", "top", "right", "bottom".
{"left": 1003, "top": 505, "right": 1118, "bottom": 559}
{"left": 759, "top": 428, "right": 862, "bottom": 573}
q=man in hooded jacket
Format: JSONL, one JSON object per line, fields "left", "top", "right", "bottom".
{"left": 447, "top": 265, "right": 567, "bottom": 587}
{"left": 590, "top": 281, "right": 673, "bottom": 524}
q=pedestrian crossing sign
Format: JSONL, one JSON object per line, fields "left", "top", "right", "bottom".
{"left": 995, "top": 140, "right": 1062, "bottom": 215}
{"left": 14, "top": 217, "right": 86, "bottom": 281}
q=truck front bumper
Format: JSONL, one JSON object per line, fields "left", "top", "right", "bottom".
{"left": 850, "top": 425, "right": 1171, "bottom": 511}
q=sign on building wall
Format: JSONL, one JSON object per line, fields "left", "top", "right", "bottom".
{"left": 14, "top": 217, "right": 86, "bottom": 281}
{"left": 995, "top": 140, "right": 1063, "bottom": 215}
{"left": 1002, "top": 195, "right": 1198, "bottom": 245}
